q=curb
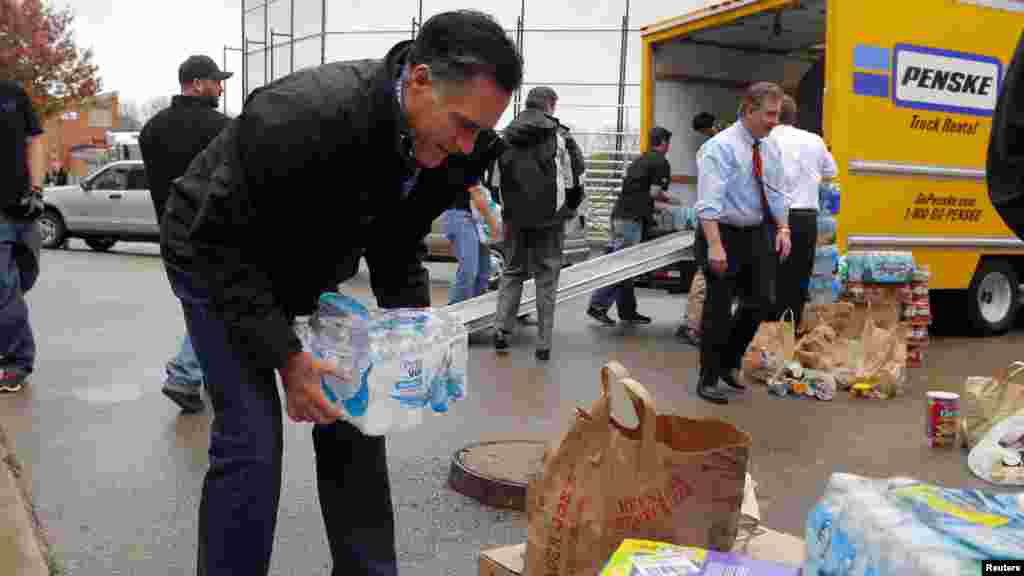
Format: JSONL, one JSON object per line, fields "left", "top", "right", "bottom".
{"left": 0, "top": 424, "right": 50, "bottom": 576}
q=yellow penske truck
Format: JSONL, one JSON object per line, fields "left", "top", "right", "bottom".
{"left": 640, "top": 0, "right": 1024, "bottom": 333}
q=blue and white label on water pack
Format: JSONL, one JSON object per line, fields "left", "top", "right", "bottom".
{"left": 391, "top": 356, "right": 430, "bottom": 408}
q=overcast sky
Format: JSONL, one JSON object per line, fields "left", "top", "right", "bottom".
{"left": 58, "top": 0, "right": 707, "bottom": 133}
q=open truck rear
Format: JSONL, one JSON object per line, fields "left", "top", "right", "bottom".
{"left": 640, "top": 0, "right": 1024, "bottom": 333}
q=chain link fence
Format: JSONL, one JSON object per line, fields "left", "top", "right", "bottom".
{"left": 236, "top": 0, "right": 655, "bottom": 243}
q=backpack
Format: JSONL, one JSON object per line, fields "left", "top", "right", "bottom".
{"left": 498, "top": 131, "right": 559, "bottom": 227}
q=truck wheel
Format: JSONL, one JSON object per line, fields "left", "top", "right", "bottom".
{"left": 967, "top": 259, "right": 1019, "bottom": 335}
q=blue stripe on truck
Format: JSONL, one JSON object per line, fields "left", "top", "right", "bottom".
{"left": 853, "top": 72, "right": 890, "bottom": 98}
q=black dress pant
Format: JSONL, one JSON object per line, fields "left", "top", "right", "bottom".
{"left": 696, "top": 223, "right": 776, "bottom": 382}
{"left": 776, "top": 209, "right": 818, "bottom": 327}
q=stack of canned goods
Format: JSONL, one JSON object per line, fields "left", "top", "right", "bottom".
{"left": 904, "top": 265, "right": 932, "bottom": 368}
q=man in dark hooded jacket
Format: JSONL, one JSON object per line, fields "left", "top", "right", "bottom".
{"left": 493, "top": 86, "right": 585, "bottom": 361}
{"left": 160, "top": 10, "right": 522, "bottom": 575}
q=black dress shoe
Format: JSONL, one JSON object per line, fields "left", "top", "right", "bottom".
{"left": 721, "top": 369, "right": 746, "bottom": 390}
{"left": 494, "top": 329, "right": 510, "bottom": 351}
{"left": 697, "top": 375, "right": 729, "bottom": 404}
{"left": 586, "top": 306, "right": 617, "bottom": 326}
{"left": 620, "top": 313, "right": 652, "bottom": 325}
{"left": 535, "top": 349, "right": 551, "bottom": 361}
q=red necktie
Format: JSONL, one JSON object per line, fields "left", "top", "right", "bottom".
{"left": 752, "top": 140, "right": 772, "bottom": 222}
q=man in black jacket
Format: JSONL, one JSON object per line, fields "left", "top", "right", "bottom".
{"left": 587, "top": 126, "right": 674, "bottom": 326}
{"left": 493, "top": 86, "right": 584, "bottom": 361}
{"left": 0, "top": 79, "right": 45, "bottom": 394}
{"left": 139, "top": 55, "right": 230, "bottom": 414}
{"left": 161, "top": 10, "right": 521, "bottom": 576}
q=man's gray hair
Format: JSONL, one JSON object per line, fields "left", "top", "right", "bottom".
{"left": 525, "top": 86, "right": 558, "bottom": 111}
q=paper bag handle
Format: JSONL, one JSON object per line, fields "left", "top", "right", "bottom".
{"left": 780, "top": 307, "right": 795, "bottom": 325}
{"left": 600, "top": 361, "right": 631, "bottom": 399}
{"left": 1005, "top": 361, "right": 1024, "bottom": 382}
{"left": 619, "top": 377, "right": 659, "bottom": 449}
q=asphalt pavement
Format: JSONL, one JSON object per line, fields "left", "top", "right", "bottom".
{"left": 2, "top": 240, "right": 1022, "bottom": 575}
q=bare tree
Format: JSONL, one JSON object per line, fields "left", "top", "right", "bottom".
{"left": 119, "top": 100, "right": 143, "bottom": 130}
{"left": 140, "top": 96, "right": 171, "bottom": 123}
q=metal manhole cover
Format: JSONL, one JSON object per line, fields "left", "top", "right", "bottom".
{"left": 447, "top": 440, "right": 547, "bottom": 511}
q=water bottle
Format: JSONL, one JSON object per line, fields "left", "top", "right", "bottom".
{"left": 309, "top": 293, "right": 371, "bottom": 417}
{"left": 301, "top": 293, "right": 469, "bottom": 436}
{"left": 819, "top": 181, "right": 841, "bottom": 215}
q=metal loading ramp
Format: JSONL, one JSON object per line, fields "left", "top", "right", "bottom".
{"left": 444, "top": 231, "right": 696, "bottom": 333}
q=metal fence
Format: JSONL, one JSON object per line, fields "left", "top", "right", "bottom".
{"left": 234, "top": 0, "right": 649, "bottom": 242}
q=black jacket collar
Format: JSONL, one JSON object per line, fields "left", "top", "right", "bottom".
{"left": 372, "top": 40, "right": 418, "bottom": 175}
{"left": 171, "top": 94, "right": 218, "bottom": 109}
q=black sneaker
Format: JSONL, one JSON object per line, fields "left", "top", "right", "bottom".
{"left": 0, "top": 369, "right": 27, "bottom": 393}
{"left": 494, "top": 329, "right": 510, "bottom": 351}
{"left": 586, "top": 306, "right": 616, "bottom": 326}
{"left": 535, "top": 349, "right": 551, "bottom": 361}
{"left": 620, "top": 313, "right": 652, "bottom": 325}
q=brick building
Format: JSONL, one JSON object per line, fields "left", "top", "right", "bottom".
{"left": 38, "top": 92, "right": 121, "bottom": 182}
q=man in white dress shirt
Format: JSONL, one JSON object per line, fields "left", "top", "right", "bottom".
{"left": 771, "top": 95, "right": 837, "bottom": 328}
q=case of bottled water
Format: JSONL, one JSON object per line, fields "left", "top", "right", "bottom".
{"left": 294, "top": 292, "right": 468, "bottom": 436}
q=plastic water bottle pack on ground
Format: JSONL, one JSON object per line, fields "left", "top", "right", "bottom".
{"left": 805, "top": 473, "right": 1024, "bottom": 576}
{"left": 296, "top": 292, "right": 468, "bottom": 436}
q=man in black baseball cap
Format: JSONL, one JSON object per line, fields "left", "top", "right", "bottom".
{"left": 179, "top": 54, "right": 233, "bottom": 83}
{"left": 139, "top": 54, "right": 231, "bottom": 414}
{"left": 177, "top": 55, "right": 232, "bottom": 107}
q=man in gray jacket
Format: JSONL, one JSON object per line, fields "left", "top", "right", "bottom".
{"left": 493, "top": 86, "right": 584, "bottom": 361}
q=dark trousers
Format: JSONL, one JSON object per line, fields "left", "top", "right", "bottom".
{"left": 166, "top": 265, "right": 397, "bottom": 576}
{"left": 495, "top": 224, "right": 565, "bottom": 351}
{"left": 776, "top": 209, "right": 817, "bottom": 327}
{"left": 0, "top": 213, "right": 39, "bottom": 372}
{"left": 696, "top": 223, "right": 776, "bottom": 382}
{"left": 589, "top": 218, "right": 644, "bottom": 317}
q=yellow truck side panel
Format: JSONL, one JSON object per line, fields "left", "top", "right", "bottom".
{"left": 642, "top": 0, "right": 1024, "bottom": 292}
{"left": 829, "top": 0, "right": 1024, "bottom": 289}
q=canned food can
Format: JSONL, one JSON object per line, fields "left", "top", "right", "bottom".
{"left": 913, "top": 265, "right": 931, "bottom": 284}
{"left": 926, "top": 391, "right": 959, "bottom": 448}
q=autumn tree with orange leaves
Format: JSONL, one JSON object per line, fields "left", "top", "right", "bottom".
{"left": 0, "top": 0, "right": 100, "bottom": 118}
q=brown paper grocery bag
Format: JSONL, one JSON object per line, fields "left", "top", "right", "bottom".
{"left": 524, "top": 361, "right": 752, "bottom": 576}
{"left": 846, "top": 303, "right": 909, "bottom": 397}
{"left": 743, "top": 309, "right": 796, "bottom": 382}
{"left": 795, "top": 324, "right": 844, "bottom": 371}
{"left": 799, "top": 302, "right": 855, "bottom": 336}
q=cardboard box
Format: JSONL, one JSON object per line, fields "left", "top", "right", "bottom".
{"left": 479, "top": 525, "right": 806, "bottom": 576}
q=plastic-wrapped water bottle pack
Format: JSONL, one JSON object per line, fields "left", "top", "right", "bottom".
{"left": 295, "top": 292, "right": 468, "bottom": 436}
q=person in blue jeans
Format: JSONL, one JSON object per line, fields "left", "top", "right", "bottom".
{"left": 445, "top": 130, "right": 504, "bottom": 305}
{"left": 0, "top": 79, "right": 45, "bottom": 393}
{"left": 139, "top": 54, "right": 231, "bottom": 413}
{"left": 587, "top": 126, "right": 676, "bottom": 326}
{"left": 445, "top": 207, "right": 493, "bottom": 303}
